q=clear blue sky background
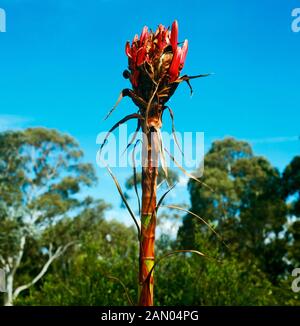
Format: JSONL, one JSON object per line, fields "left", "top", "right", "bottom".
{"left": 0, "top": 0, "right": 299, "bottom": 227}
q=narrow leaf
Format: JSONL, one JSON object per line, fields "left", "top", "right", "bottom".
{"left": 164, "top": 147, "right": 214, "bottom": 192}
{"left": 145, "top": 82, "right": 160, "bottom": 128}
{"left": 132, "top": 140, "right": 141, "bottom": 215}
{"left": 165, "top": 106, "right": 184, "bottom": 156}
{"left": 105, "top": 164, "right": 141, "bottom": 237}
{"left": 157, "top": 179, "right": 168, "bottom": 190}
{"left": 156, "top": 183, "right": 177, "bottom": 212}
{"left": 145, "top": 249, "right": 209, "bottom": 282}
{"left": 176, "top": 74, "right": 211, "bottom": 95}
{"left": 99, "top": 114, "right": 144, "bottom": 156}
{"left": 104, "top": 92, "right": 123, "bottom": 120}
{"left": 105, "top": 275, "right": 134, "bottom": 306}
{"left": 162, "top": 204, "right": 229, "bottom": 249}
{"left": 156, "top": 128, "right": 168, "bottom": 179}
{"left": 123, "top": 119, "right": 141, "bottom": 154}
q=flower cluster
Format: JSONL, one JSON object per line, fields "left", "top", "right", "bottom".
{"left": 125, "top": 20, "right": 188, "bottom": 89}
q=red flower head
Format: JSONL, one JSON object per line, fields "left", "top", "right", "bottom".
{"left": 104, "top": 20, "right": 208, "bottom": 129}
{"left": 125, "top": 20, "right": 188, "bottom": 91}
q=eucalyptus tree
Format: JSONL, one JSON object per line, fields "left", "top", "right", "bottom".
{"left": 0, "top": 128, "right": 96, "bottom": 305}
{"left": 178, "top": 138, "right": 288, "bottom": 283}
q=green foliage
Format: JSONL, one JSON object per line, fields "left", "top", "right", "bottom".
{"left": 2, "top": 133, "right": 300, "bottom": 306}
{"left": 0, "top": 128, "right": 98, "bottom": 305}
{"left": 15, "top": 212, "right": 139, "bottom": 306}
{"left": 178, "top": 138, "right": 292, "bottom": 284}
{"left": 154, "top": 232, "right": 297, "bottom": 306}
{"left": 282, "top": 156, "right": 300, "bottom": 267}
{"left": 15, "top": 225, "right": 299, "bottom": 306}
{"left": 155, "top": 256, "right": 276, "bottom": 306}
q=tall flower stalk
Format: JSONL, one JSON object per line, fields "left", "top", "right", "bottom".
{"left": 101, "top": 20, "right": 209, "bottom": 306}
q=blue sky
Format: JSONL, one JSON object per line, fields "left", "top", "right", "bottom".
{"left": 0, "top": 0, "right": 300, "bottom": 228}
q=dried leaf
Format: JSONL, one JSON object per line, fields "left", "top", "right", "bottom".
{"left": 145, "top": 82, "right": 160, "bottom": 128}
{"left": 156, "top": 128, "right": 168, "bottom": 179}
{"left": 176, "top": 74, "right": 211, "bottom": 95}
{"left": 165, "top": 106, "right": 183, "bottom": 156}
{"left": 105, "top": 275, "right": 134, "bottom": 306}
{"left": 105, "top": 164, "right": 140, "bottom": 237}
{"left": 99, "top": 113, "right": 144, "bottom": 156}
{"left": 132, "top": 140, "right": 141, "bottom": 215}
{"left": 145, "top": 249, "right": 208, "bottom": 282}
{"left": 123, "top": 119, "right": 141, "bottom": 154}
{"left": 164, "top": 147, "right": 214, "bottom": 192}
{"left": 162, "top": 204, "right": 229, "bottom": 249}
{"left": 156, "top": 183, "right": 177, "bottom": 212}
{"left": 104, "top": 91, "right": 123, "bottom": 120}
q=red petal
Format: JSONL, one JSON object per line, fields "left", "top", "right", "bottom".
{"left": 133, "top": 34, "right": 139, "bottom": 43}
{"left": 131, "top": 43, "right": 138, "bottom": 63}
{"left": 125, "top": 41, "right": 132, "bottom": 58}
{"left": 136, "top": 46, "right": 147, "bottom": 66}
{"left": 169, "top": 47, "right": 182, "bottom": 82}
{"left": 140, "top": 26, "right": 148, "bottom": 44}
{"left": 180, "top": 39, "right": 188, "bottom": 68}
{"left": 164, "top": 29, "right": 170, "bottom": 46}
{"left": 130, "top": 70, "right": 139, "bottom": 87}
{"left": 170, "top": 20, "right": 178, "bottom": 52}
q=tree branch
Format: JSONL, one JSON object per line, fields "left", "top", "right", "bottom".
{"left": 12, "top": 235, "right": 26, "bottom": 277}
{"left": 12, "top": 241, "right": 75, "bottom": 301}
{"left": 0, "top": 255, "right": 6, "bottom": 266}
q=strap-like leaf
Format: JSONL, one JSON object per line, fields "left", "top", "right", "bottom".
{"left": 145, "top": 81, "right": 160, "bottom": 128}
{"left": 145, "top": 249, "right": 208, "bottom": 283}
{"left": 132, "top": 140, "right": 141, "bottom": 215}
{"left": 123, "top": 119, "right": 141, "bottom": 154}
{"left": 105, "top": 275, "right": 134, "bottom": 306}
{"left": 157, "top": 179, "right": 168, "bottom": 190}
{"left": 165, "top": 106, "right": 183, "bottom": 156}
{"left": 176, "top": 74, "right": 211, "bottom": 95}
{"left": 156, "top": 128, "right": 168, "bottom": 179}
{"left": 156, "top": 183, "right": 177, "bottom": 212}
{"left": 104, "top": 91, "right": 124, "bottom": 120}
{"left": 162, "top": 204, "right": 229, "bottom": 249}
{"left": 99, "top": 114, "right": 144, "bottom": 156}
{"left": 164, "top": 147, "right": 214, "bottom": 192}
{"left": 105, "top": 165, "right": 141, "bottom": 237}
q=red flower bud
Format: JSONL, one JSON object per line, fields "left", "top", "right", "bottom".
{"left": 125, "top": 41, "right": 132, "bottom": 58}
{"left": 180, "top": 39, "right": 188, "bottom": 69}
{"left": 169, "top": 47, "right": 182, "bottom": 82}
{"left": 136, "top": 46, "right": 147, "bottom": 66}
{"left": 170, "top": 20, "right": 178, "bottom": 53}
{"left": 140, "top": 26, "right": 148, "bottom": 45}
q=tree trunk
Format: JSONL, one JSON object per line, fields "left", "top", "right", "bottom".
{"left": 139, "top": 129, "right": 158, "bottom": 306}
{"left": 4, "top": 272, "right": 13, "bottom": 306}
